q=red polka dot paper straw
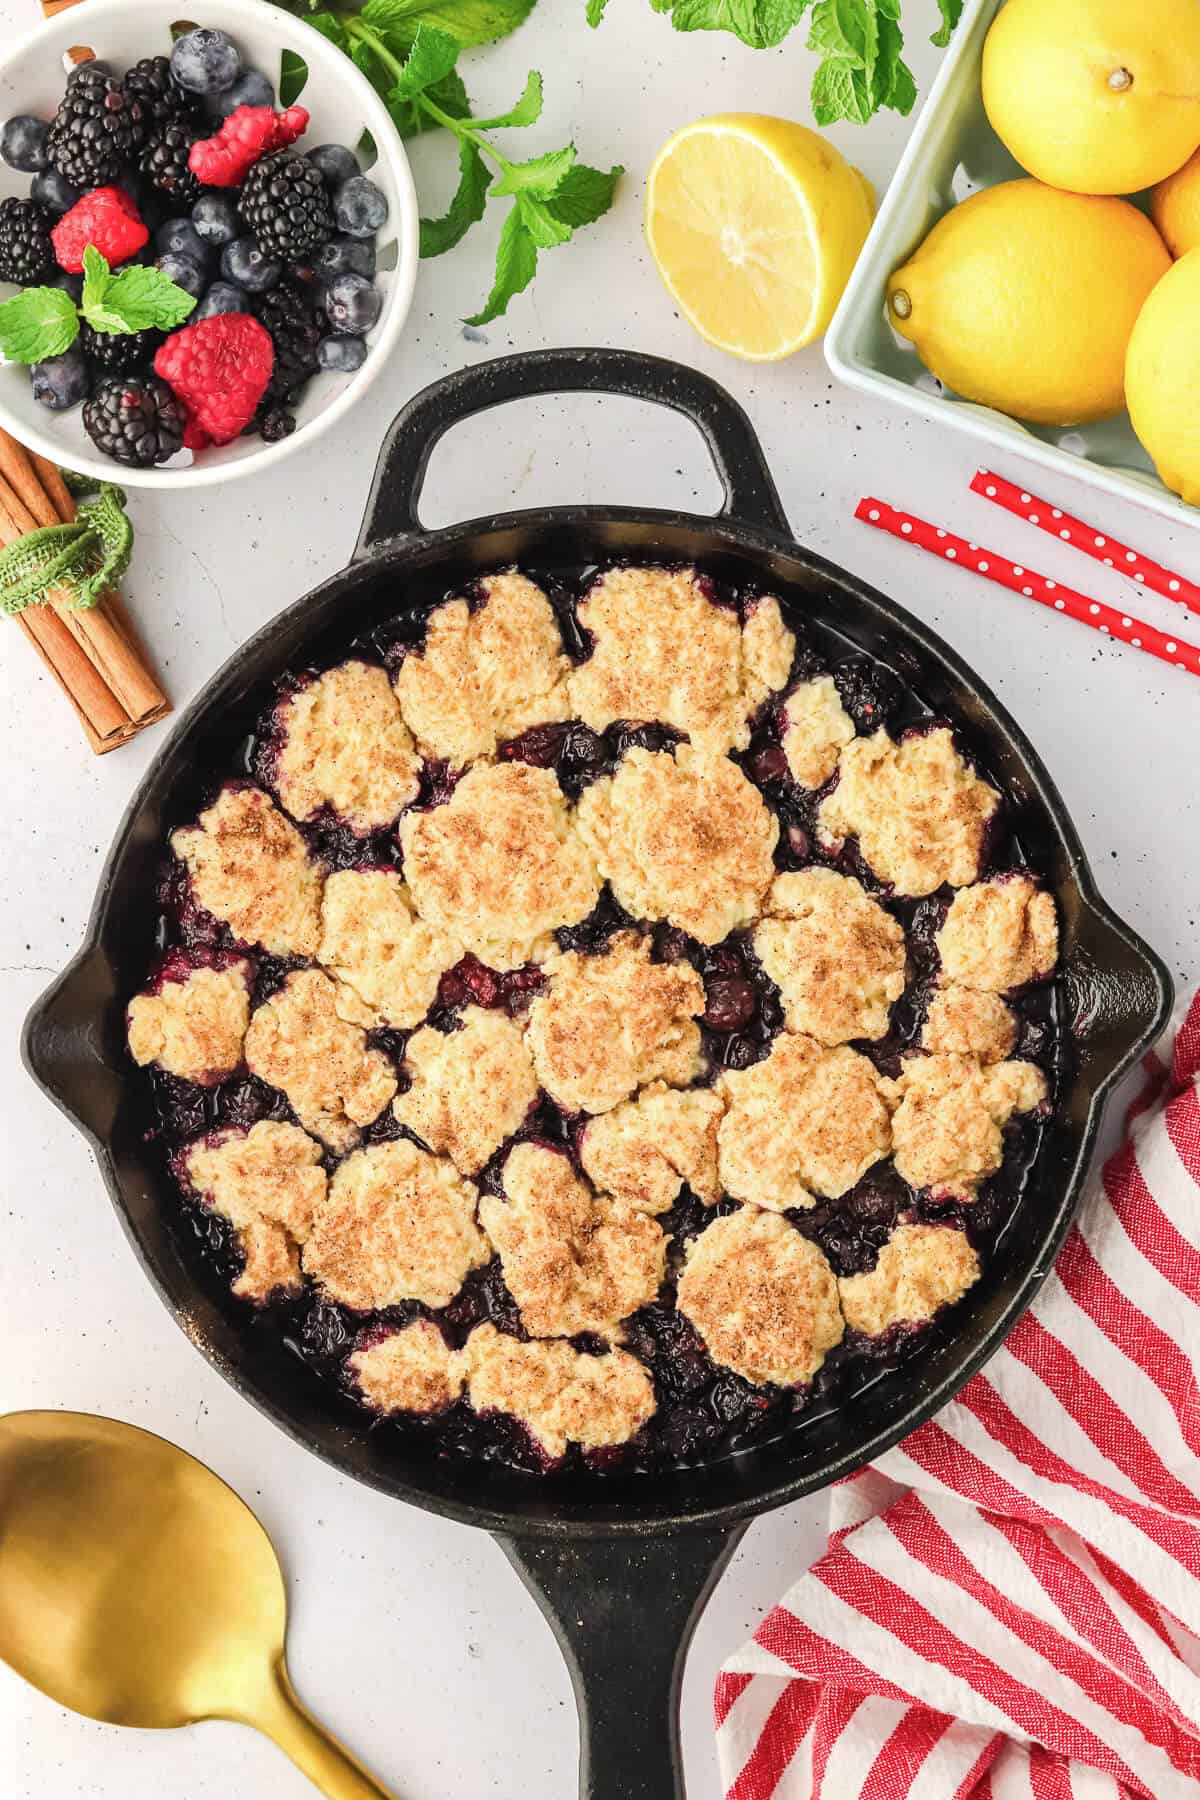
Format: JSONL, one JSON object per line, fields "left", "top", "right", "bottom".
{"left": 855, "top": 497, "right": 1200, "bottom": 680}
{"left": 971, "top": 468, "right": 1200, "bottom": 619}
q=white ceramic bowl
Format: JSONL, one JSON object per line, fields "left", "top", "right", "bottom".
{"left": 826, "top": 0, "right": 1199, "bottom": 529}
{"left": 0, "top": 0, "right": 418, "bottom": 487}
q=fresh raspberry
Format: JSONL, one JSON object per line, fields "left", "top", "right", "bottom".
{"left": 188, "top": 104, "right": 308, "bottom": 188}
{"left": 182, "top": 415, "right": 211, "bottom": 452}
{"left": 155, "top": 314, "right": 274, "bottom": 444}
{"left": 51, "top": 186, "right": 148, "bottom": 272}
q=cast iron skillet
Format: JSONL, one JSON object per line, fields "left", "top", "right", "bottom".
{"left": 24, "top": 349, "right": 1172, "bottom": 1799}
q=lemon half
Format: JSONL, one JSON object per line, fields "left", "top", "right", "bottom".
{"left": 645, "top": 114, "right": 874, "bottom": 362}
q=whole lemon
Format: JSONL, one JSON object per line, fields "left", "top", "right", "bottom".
{"left": 887, "top": 181, "right": 1171, "bottom": 427}
{"left": 1151, "top": 149, "right": 1200, "bottom": 257}
{"left": 982, "top": 0, "right": 1200, "bottom": 196}
{"left": 1127, "top": 250, "right": 1200, "bottom": 505}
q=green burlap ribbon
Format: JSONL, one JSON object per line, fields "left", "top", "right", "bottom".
{"left": 0, "top": 475, "right": 134, "bottom": 615}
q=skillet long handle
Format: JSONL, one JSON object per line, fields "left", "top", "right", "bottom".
{"left": 353, "top": 346, "right": 791, "bottom": 557}
{"left": 500, "top": 1527, "right": 744, "bottom": 1799}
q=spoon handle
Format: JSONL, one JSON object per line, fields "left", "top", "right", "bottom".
{"left": 253, "top": 1656, "right": 399, "bottom": 1800}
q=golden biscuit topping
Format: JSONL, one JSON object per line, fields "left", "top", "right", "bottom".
{"left": 460, "top": 1323, "right": 656, "bottom": 1460}
{"left": 677, "top": 1209, "right": 843, "bottom": 1387}
{"left": 350, "top": 1321, "right": 463, "bottom": 1415}
{"left": 273, "top": 661, "right": 420, "bottom": 833}
{"left": 171, "top": 785, "right": 324, "bottom": 957}
{"left": 882, "top": 1053, "right": 1048, "bottom": 1201}
{"left": 525, "top": 931, "right": 705, "bottom": 1114}
{"left": 183, "top": 1120, "right": 326, "bottom": 1302}
{"left": 399, "top": 761, "right": 600, "bottom": 970}
{"left": 579, "top": 1082, "right": 724, "bottom": 1213}
{"left": 317, "top": 869, "right": 461, "bottom": 1029}
{"left": 479, "top": 1142, "right": 666, "bottom": 1339}
{"left": 394, "top": 1006, "right": 539, "bottom": 1175}
{"left": 394, "top": 572, "right": 571, "bottom": 765}
{"left": 568, "top": 567, "right": 794, "bottom": 754}
{"left": 303, "top": 1137, "right": 488, "bottom": 1310}
{"left": 936, "top": 876, "right": 1059, "bottom": 992}
{"left": 719, "top": 1033, "right": 892, "bottom": 1210}
{"left": 754, "top": 868, "right": 906, "bottom": 1045}
{"left": 923, "top": 986, "right": 1017, "bottom": 1064}
{"left": 818, "top": 728, "right": 1000, "bottom": 897}
{"left": 576, "top": 745, "right": 778, "bottom": 945}
{"left": 781, "top": 676, "right": 856, "bottom": 789}
{"left": 127, "top": 959, "right": 251, "bottom": 1085}
{"left": 244, "top": 968, "right": 397, "bottom": 1152}
{"left": 839, "top": 1224, "right": 981, "bottom": 1337}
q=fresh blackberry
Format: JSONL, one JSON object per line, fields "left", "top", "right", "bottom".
{"left": 122, "top": 55, "right": 197, "bottom": 129}
{"left": 83, "top": 374, "right": 186, "bottom": 468}
{"left": 253, "top": 281, "right": 328, "bottom": 405}
{"left": 0, "top": 196, "right": 55, "bottom": 283}
{"left": 256, "top": 405, "right": 297, "bottom": 444}
{"left": 47, "top": 61, "right": 147, "bottom": 189}
{"left": 240, "top": 153, "right": 332, "bottom": 260}
{"left": 139, "top": 117, "right": 202, "bottom": 205}
{"left": 79, "top": 321, "right": 163, "bottom": 374}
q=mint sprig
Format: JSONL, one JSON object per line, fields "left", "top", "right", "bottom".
{"left": 585, "top": 0, "right": 963, "bottom": 125}
{"left": 0, "top": 247, "right": 196, "bottom": 367}
{"left": 287, "top": 8, "right": 620, "bottom": 324}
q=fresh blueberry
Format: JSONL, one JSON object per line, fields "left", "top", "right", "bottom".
{"left": 155, "top": 217, "right": 211, "bottom": 267}
{"left": 156, "top": 252, "right": 207, "bottom": 298}
{"left": 30, "top": 167, "right": 79, "bottom": 215}
{"left": 323, "top": 273, "right": 381, "bottom": 335}
{"left": 31, "top": 346, "right": 88, "bottom": 410}
{"left": 308, "top": 143, "right": 358, "bottom": 190}
{"left": 311, "top": 233, "right": 375, "bottom": 283}
{"left": 220, "top": 235, "right": 281, "bottom": 293}
{"left": 170, "top": 28, "right": 241, "bottom": 96}
{"left": 49, "top": 268, "right": 83, "bottom": 301}
{"left": 332, "top": 175, "right": 388, "bottom": 239}
{"left": 191, "top": 192, "right": 240, "bottom": 248}
{"left": 201, "top": 68, "right": 274, "bottom": 120}
{"left": 194, "top": 280, "right": 247, "bottom": 319}
{"left": 316, "top": 333, "right": 367, "bottom": 373}
{"left": 2, "top": 115, "right": 49, "bottom": 173}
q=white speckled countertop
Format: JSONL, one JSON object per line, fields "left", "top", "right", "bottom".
{"left": 2, "top": 7, "right": 1196, "bottom": 1797}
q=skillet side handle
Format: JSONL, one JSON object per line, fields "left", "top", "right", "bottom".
{"left": 22, "top": 945, "right": 122, "bottom": 1142}
{"left": 500, "top": 1526, "right": 744, "bottom": 1800}
{"left": 353, "top": 347, "right": 790, "bottom": 559}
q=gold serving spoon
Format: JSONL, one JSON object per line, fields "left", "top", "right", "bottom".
{"left": 0, "top": 1410, "right": 398, "bottom": 1799}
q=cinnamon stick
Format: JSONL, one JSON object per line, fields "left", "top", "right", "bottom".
{"left": 0, "top": 431, "right": 169, "bottom": 727}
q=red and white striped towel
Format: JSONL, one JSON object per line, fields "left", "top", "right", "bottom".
{"left": 715, "top": 990, "right": 1200, "bottom": 1800}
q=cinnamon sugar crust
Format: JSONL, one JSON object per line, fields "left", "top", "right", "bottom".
{"left": 882, "top": 1053, "right": 1048, "bottom": 1200}
{"left": 578, "top": 1081, "right": 725, "bottom": 1213}
{"left": 839, "top": 1223, "right": 981, "bottom": 1336}
{"left": 781, "top": 675, "right": 856, "bottom": 789}
{"left": 576, "top": 745, "right": 778, "bottom": 944}
{"left": 460, "top": 1323, "right": 656, "bottom": 1459}
{"left": 754, "top": 868, "right": 906, "bottom": 1045}
{"left": 183, "top": 1120, "right": 326, "bottom": 1302}
{"left": 244, "top": 967, "right": 397, "bottom": 1152}
{"left": 171, "top": 784, "right": 324, "bottom": 957}
{"left": 317, "top": 868, "right": 461, "bottom": 1030}
{"left": 273, "top": 660, "right": 420, "bottom": 833}
{"left": 350, "top": 1320, "right": 463, "bottom": 1415}
{"left": 127, "top": 958, "right": 252, "bottom": 1085}
{"left": 936, "top": 876, "right": 1059, "bottom": 993}
{"left": 393, "top": 1006, "right": 539, "bottom": 1175}
{"left": 399, "top": 761, "right": 600, "bottom": 970}
{"left": 922, "top": 986, "right": 1017, "bottom": 1064}
{"left": 479, "top": 1142, "right": 666, "bottom": 1339}
{"left": 677, "top": 1208, "right": 843, "bottom": 1387}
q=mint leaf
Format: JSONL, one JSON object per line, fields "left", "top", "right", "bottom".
{"left": 807, "top": 0, "right": 877, "bottom": 74}
{"left": 471, "top": 69, "right": 542, "bottom": 130}
{"left": 99, "top": 264, "right": 198, "bottom": 331}
{"left": 279, "top": 48, "right": 308, "bottom": 105}
{"left": 544, "top": 161, "right": 621, "bottom": 228}
{"left": 0, "top": 286, "right": 79, "bottom": 364}
{"left": 360, "top": 0, "right": 535, "bottom": 44}
{"left": 586, "top": 0, "right": 609, "bottom": 19}
{"left": 515, "top": 190, "right": 573, "bottom": 247}
{"left": 392, "top": 22, "right": 460, "bottom": 96}
{"left": 389, "top": 66, "right": 471, "bottom": 135}
{"left": 420, "top": 139, "right": 492, "bottom": 255}
{"left": 305, "top": 13, "right": 352, "bottom": 51}
{"left": 465, "top": 206, "right": 537, "bottom": 325}
{"left": 493, "top": 145, "right": 575, "bottom": 198}
{"left": 932, "top": 0, "right": 961, "bottom": 47}
{"left": 811, "top": 55, "right": 871, "bottom": 124}
{"left": 81, "top": 244, "right": 111, "bottom": 319}
{"left": 669, "top": 0, "right": 810, "bottom": 49}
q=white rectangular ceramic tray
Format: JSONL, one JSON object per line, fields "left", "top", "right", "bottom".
{"left": 826, "top": 0, "right": 1197, "bottom": 529}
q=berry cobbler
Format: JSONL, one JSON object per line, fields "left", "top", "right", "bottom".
{"left": 129, "top": 563, "right": 1067, "bottom": 1476}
